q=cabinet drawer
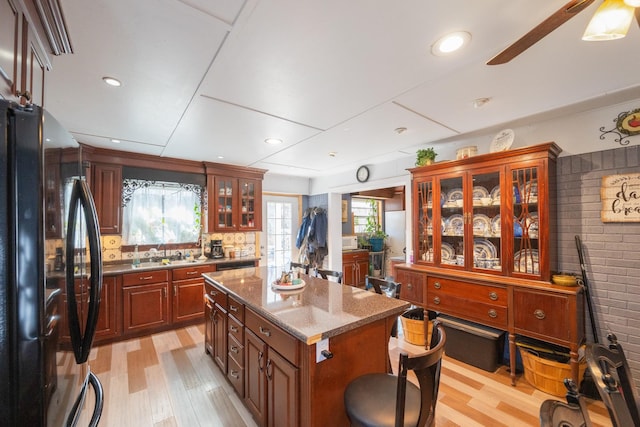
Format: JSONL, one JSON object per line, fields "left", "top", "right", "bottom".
{"left": 204, "top": 281, "right": 228, "bottom": 310}
{"left": 228, "top": 314, "right": 244, "bottom": 344}
{"left": 172, "top": 265, "right": 215, "bottom": 281}
{"left": 342, "top": 251, "right": 368, "bottom": 262}
{"left": 514, "top": 289, "right": 573, "bottom": 342}
{"left": 227, "top": 355, "right": 244, "bottom": 397}
{"left": 228, "top": 333, "right": 244, "bottom": 367}
{"left": 228, "top": 295, "right": 244, "bottom": 322}
{"left": 427, "top": 277, "right": 507, "bottom": 307}
{"left": 427, "top": 292, "right": 508, "bottom": 329}
{"left": 245, "top": 308, "right": 299, "bottom": 366}
{"left": 123, "top": 269, "right": 168, "bottom": 286}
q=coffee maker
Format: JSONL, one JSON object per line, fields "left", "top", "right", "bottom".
{"left": 210, "top": 240, "right": 224, "bottom": 259}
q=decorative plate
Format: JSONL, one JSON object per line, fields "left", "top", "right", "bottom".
{"left": 473, "top": 214, "right": 491, "bottom": 236}
{"left": 490, "top": 129, "right": 514, "bottom": 153}
{"left": 514, "top": 217, "right": 523, "bottom": 237}
{"left": 490, "top": 186, "right": 501, "bottom": 205}
{"left": 472, "top": 186, "right": 489, "bottom": 200}
{"left": 441, "top": 242, "right": 455, "bottom": 261}
{"left": 473, "top": 238, "right": 497, "bottom": 259}
{"left": 272, "top": 280, "right": 306, "bottom": 291}
{"left": 446, "top": 188, "right": 463, "bottom": 204}
{"left": 523, "top": 212, "right": 539, "bottom": 238}
{"left": 523, "top": 180, "right": 538, "bottom": 203}
{"left": 514, "top": 249, "right": 539, "bottom": 274}
{"left": 444, "top": 214, "right": 464, "bottom": 236}
{"left": 490, "top": 214, "right": 501, "bottom": 236}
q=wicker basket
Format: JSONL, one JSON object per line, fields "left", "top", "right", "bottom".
{"left": 517, "top": 344, "right": 587, "bottom": 397}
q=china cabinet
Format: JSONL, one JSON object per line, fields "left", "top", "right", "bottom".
{"left": 411, "top": 142, "right": 559, "bottom": 282}
{"left": 401, "top": 143, "right": 585, "bottom": 387}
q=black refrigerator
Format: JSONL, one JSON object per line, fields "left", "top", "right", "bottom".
{"left": 0, "top": 99, "right": 104, "bottom": 426}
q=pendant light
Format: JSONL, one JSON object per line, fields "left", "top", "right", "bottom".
{"left": 582, "top": 0, "right": 636, "bottom": 41}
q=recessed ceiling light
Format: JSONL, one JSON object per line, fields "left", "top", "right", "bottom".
{"left": 472, "top": 97, "right": 491, "bottom": 108}
{"left": 395, "top": 127, "right": 407, "bottom": 134}
{"left": 431, "top": 31, "right": 471, "bottom": 56}
{"left": 264, "top": 138, "right": 283, "bottom": 145}
{"left": 102, "top": 76, "right": 122, "bottom": 87}
{"left": 328, "top": 152, "right": 337, "bottom": 157}
{"left": 110, "top": 138, "right": 120, "bottom": 144}
{"left": 217, "top": 155, "right": 224, "bottom": 159}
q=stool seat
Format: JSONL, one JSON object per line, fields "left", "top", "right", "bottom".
{"left": 344, "top": 374, "right": 421, "bottom": 427}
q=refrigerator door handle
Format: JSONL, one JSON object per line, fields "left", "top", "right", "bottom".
{"left": 65, "top": 179, "right": 103, "bottom": 364}
{"left": 87, "top": 372, "right": 104, "bottom": 427}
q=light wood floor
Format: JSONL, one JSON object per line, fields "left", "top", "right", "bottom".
{"left": 86, "top": 324, "right": 612, "bottom": 427}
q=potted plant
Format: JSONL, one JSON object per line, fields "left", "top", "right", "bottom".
{"left": 416, "top": 148, "right": 437, "bottom": 166}
{"left": 364, "top": 199, "right": 387, "bottom": 251}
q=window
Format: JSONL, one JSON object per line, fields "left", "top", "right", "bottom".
{"left": 265, "top": 199, "right": 294, "bottom": 270}
{"left": 121, "top": 179, "right": 203, "bottom": 245}
{"left": 351, "top": 198, "right": 382, "bottom": 235}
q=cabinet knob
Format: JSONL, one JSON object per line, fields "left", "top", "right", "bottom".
{"left": 489, "top": 291, "right": 498, "bottom": 301}
{"left": 210, "top": 290, "right": 218, "bottom": 296}
{"left": 229, "top": 370, "right": 239, "bottom": 379}
{"left": 534, "top": 309, "right": 546, "bottom": 320}
{"left": 407, "top": 283, "right": 413, "bottom": 290}
{"left": 488, "top": 309, "right": 497, "bottom": 318}
{"left": 229, "top": 325, "right": 238, "bottom": 333}
{"left": 229, "top": 305, "right": 238, "bottom": 312}
{"left": 230, "top": 346, "right": 239, "bottom": 354}
{"left": 434, "top": 281, "right": 441, "bottom": 289}
{"left": 433, "top": 296, "right": 440, "bottom": 305}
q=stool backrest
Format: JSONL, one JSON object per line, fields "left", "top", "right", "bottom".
{"left": 366, "top": 276, "right": 401, "bottom": 299}
{"left": 289, "top": 262, "right": 309, "bottom": 275}
{"left": 396, "top": 321, "right": 446, "bottom": 427}
{"left": 316, "top": 269, "right": 343, "bottom": 284}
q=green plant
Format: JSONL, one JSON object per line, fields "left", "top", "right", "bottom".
{"left": 416, "top": 147, "right": 437, "bottom": 166}
{"left": 364, "top": 199, "right": 387, "bottom": 239}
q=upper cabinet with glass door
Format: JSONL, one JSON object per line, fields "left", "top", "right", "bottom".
{"left": 205, "top": 163, "right": 266, "bottom": 233}
{"left": 409, "top": 143, "right": 561, "bottom": 282}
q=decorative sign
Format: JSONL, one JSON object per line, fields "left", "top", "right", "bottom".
{"left": 601, "top": 173, "right": 640, "bottom": 222}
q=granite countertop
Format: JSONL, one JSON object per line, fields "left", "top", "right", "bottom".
{"left": 203, "top": 266, "right": 410, "bottom": 345}
{"left": 101, "top": 257, "right": 260, "bottom": 275}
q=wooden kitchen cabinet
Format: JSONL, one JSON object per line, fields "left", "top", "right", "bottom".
{"left": 171, "top": 265, "right": 214, "bottom": 324}
{"left": 122, "top": 270, "right": 170, "bottom": 335}
{"left": 94, "top": 275, "right": 120, "bottom": 342}
{"left": 204, "top": 280, "right": 228, "bottom": 373}
{"left": 244, "top": 308, "right": 299, "bottom": 427}
{"left": 0, "top": 0, "right": 47, "bottom": 105}
{"left": 204, "top": 162, "right": 266, "bottom": 232}
{"left": 396, "top": 268, "right": 425, "bottom": 305}
{"left": 91, "top": 163, "right": 122, "bottom": 235}
{"left": 342, "top": 250, "right": 368, "bottom": 287}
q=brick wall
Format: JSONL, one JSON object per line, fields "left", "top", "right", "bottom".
{"left": 556, "top": 144, "right": 640, "bottom": 389}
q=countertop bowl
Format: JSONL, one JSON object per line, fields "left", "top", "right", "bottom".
{"left": 552, "top": 274, "right": 578, "bottom": 286}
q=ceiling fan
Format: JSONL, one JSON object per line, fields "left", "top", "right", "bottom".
{"left": 487, "top": 0, "right": 640, "bottom": 65}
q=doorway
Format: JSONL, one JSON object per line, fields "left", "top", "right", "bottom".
{"left": 260, "top": 194, "right": 300, "bottom": 271}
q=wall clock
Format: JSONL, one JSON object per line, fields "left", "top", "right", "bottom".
{"left": 356, "top": 165, "right": 369, "bottom": 183}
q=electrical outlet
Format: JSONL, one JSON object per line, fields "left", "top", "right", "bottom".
{"left": 316, "top": 338, "right": 330, "bottom": 363}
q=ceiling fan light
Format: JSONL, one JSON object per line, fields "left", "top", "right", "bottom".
{"left": 582, "top": 0, "right": 635, "bottom": 41}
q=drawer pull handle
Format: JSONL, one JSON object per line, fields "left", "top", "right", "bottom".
{"left": 266, "top": 359, "right": 273, "bottom": 380}
{"left": 230, "top": 370, "right": 239, "bottom": 379}
{"left": 433, "top": 296, "right": 440, "bottom": 305}
{"left": 407, "top": 283, "right": 413, "bottom": 290}
{"left": 230, "top": 346, "right": 239, "bottom": 354}
{"left": 434, "top": 281, "right": 441, "bottom": 289}
{"left": 210, "top": 290, "right": 218, "bottom": 296}
{"left": 229, "top": 325, "right": 238, "bottom": 333}
{"left": 213, "top": 310, "right": 218, "bottom": 323}
{"left": 258, "top": 351, "right": 264, "bottom": 372}
{"left": 139, "top": 276, "right": 153, "bottom": 280}
{"left": 229, "top": 305, "right": 238, "bottom": 312}
{"left": 489, "top": 291, "right": 498, "bottom": 301}
{"left": 186, "top": 271, "right": 198, "bottom": 275}
{"left": 488, "top": 309, "right": 497, "bottom": 318}
{"left": 534, "top": 309, "right": 546, "bottom": 320}
{"left": 259, "top": 326, "right": 271, "bottom": 337}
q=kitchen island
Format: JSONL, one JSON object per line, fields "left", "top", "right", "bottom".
{"left": 203, "top": 267, "right": 410, "bottom": 427}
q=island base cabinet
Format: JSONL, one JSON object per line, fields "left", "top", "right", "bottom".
{"left": 245, "top": 328, "right": 299, "bottom": 427}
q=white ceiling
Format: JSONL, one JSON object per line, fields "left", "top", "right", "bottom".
{"left": 44, "top": 0, "right": 640, "bottom": 177}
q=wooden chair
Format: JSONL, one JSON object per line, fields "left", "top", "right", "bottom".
{"left": 289, "top": 262, "right": 309, "bottom": 275}
{"left": 316, "top": 268, "right": 343, "bottom": 284}
{"left": 586, "top": 333, "right": 640, "bottom": 427}
{"left": 343, "top": 322, "right": 446, "bottom": 427}
{"left": 539, "top": 378, "right": 592, "bottom": 427}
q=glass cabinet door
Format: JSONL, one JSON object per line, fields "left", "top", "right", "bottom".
{"left": 415, "top": 178, "right": 434, "bottom": 263}
{"left": 470, "top": 170, "right": 502, "bottom": 272}
{"left": 239, "top": 179, "right": 257, "bottom": 229}
{"left": 215, "top": 177, "right": 235, "bottom": 230}
{"left": 511, "top": 166, "right": 539, "bottom": 276}
{"left": 440, "top": 175, "right": 464, "bottom": 266}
